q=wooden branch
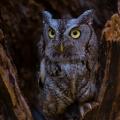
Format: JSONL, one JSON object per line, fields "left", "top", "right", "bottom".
{"left": 0, "top": 29, "right": 33, "bottom": 120}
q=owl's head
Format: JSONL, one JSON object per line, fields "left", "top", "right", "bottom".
{"left": 42, "top": 10, "right": 96, "bottom": 63}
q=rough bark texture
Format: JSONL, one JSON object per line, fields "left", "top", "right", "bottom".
{"left": 0, "top": 30, "right": 33, "bottom": 120}
{"left": 0, "top": 0, "right": 120, "bottom": 120}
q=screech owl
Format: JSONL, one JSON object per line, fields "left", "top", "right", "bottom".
{"left": 37, "top": 9, "right": 99, "bottom": 120}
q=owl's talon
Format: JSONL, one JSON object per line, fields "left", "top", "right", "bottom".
{"left": 80, "top": 106, "right": 85, "bottom": 118}
{"left": 80, "top": 102, "right": 99, "bottom": 119}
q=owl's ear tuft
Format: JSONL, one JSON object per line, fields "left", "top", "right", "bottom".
{"left": 78, "top": 9, "right": 94, "bottom": 25}
{"left": 42, "top": 11, "right": 52, "bottom": 23}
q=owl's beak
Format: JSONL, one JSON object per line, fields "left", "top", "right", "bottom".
{"left": 60, "top": 43, "right": 64, "bottom": 52}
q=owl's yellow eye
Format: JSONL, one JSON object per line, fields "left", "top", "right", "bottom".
{"left": 48, "top": 28, "right": 55, "bottom": 39}
{"left": 70, "top": 28, "right": 81, "bottom": 39}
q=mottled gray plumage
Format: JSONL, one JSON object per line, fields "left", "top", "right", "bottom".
{"left": 37, "top": 10, "right": 99, "bottom": 120}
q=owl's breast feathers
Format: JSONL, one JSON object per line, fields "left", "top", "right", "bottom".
{"left": 39, "top": 58, "right": 96, "bottom": 117}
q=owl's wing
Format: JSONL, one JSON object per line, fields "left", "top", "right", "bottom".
{"left": 36, "top": 35, "right": 45, "bottom": 88}
{"left": 79, "top": 32, "right": 99, "bottom": 119}
{"left": 87, "top": 31, "right": 98, "bottom": 76}
{"left": 37, "top": 35, "right": 45, "bottom": 61}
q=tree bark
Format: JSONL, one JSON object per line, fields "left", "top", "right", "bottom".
{"left": 0, "top": 29, "right": 33, "bottom": 120}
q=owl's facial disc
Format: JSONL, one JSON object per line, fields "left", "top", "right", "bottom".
{"left": 43, "top": 12, "right": 93, "bottom": 62}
